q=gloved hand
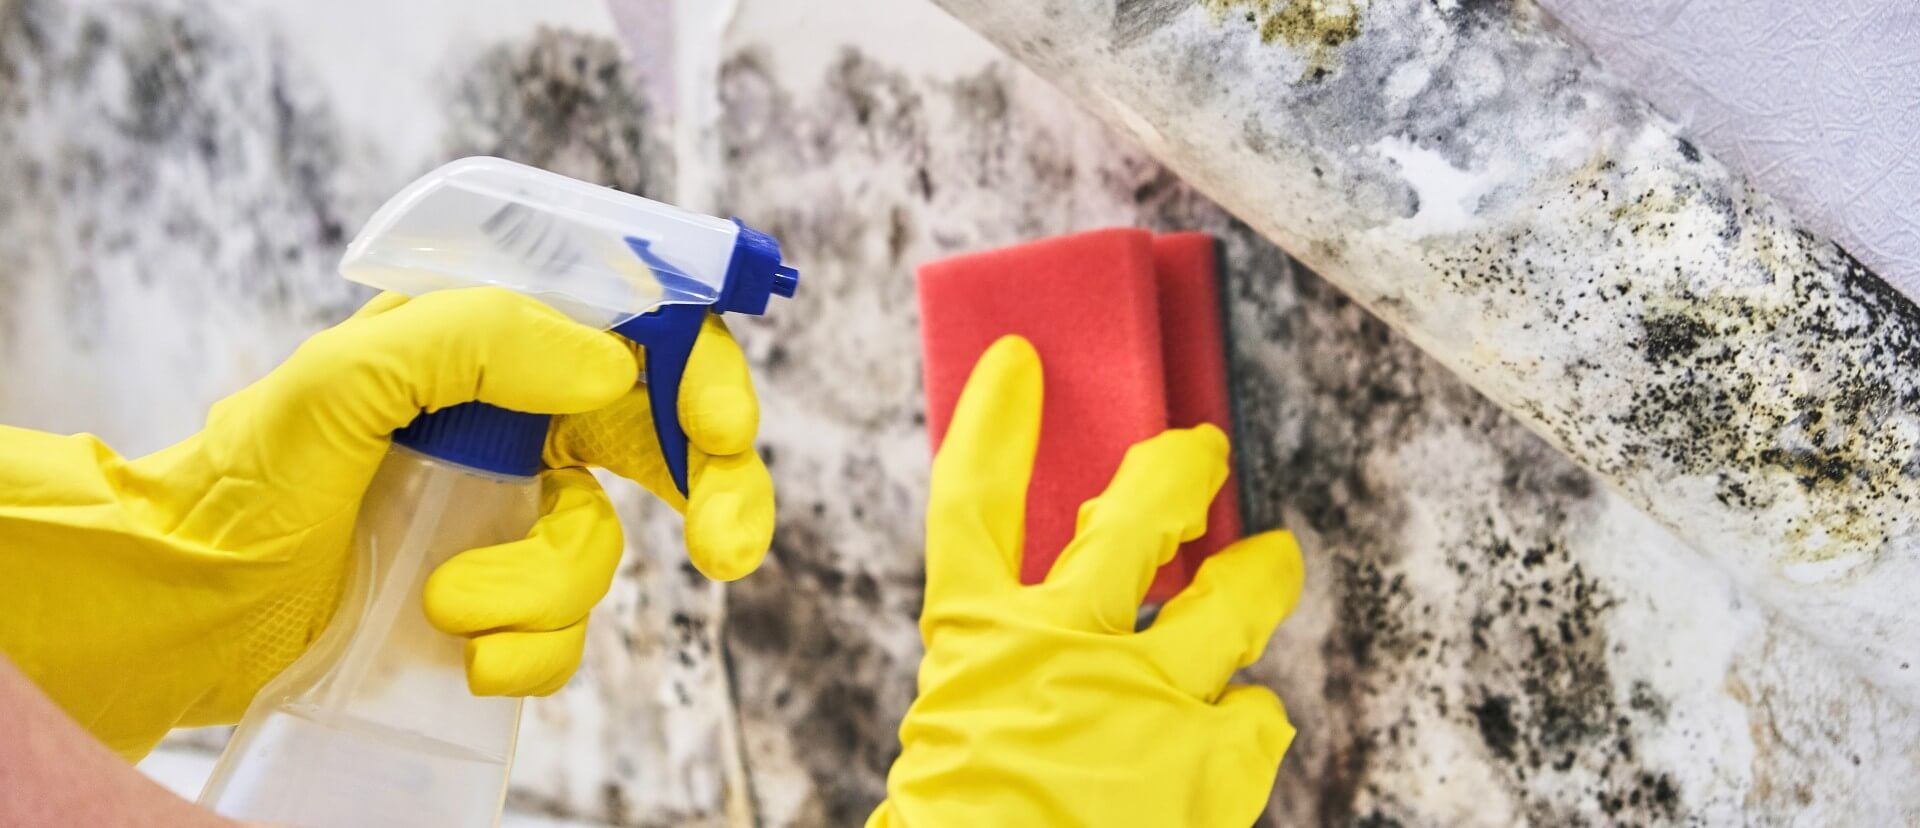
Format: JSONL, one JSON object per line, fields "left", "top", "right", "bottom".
{"left": 0, "top": 288, "right": 773, "bottom": 759}
{"left": 869, "top": 336, "right": 1305, "bottom": 828}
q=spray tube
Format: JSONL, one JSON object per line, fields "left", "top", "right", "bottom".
{"left": 197, "top": 157, "right": 798, "bottom": 826}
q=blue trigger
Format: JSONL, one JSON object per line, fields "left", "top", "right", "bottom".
{"left": 612, "top": 302, "right": 705, "bottom": 496}
{"left": 610, "top": 227, "right": 797, "bottom": 498}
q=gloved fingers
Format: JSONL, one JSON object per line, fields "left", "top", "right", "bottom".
{"left": 925, "top": 336, "right": 1043, "bottom": 603}
{"left": 545, "top": 388, "right": 682, "bottom": 503}
{"left": 1214, "top": 684, "right": 1297, "bottom": 768}
{"left": 681, "top": 315, "right": 760, "bottom": 457}
{"left": 547, "top": 316, "right": 759, "bottom": 472}
{"left": 422, "top": 468, "right": 623, "bottom": 635}
{"left": 1041, "top": 425, "right": 1229, "bottom": 633}
{"left": 347, "top": 291, "right": 411, "bottom": 320}
{"left": 1140, "top": 531, "right": 1304, "bottom": 699}
{"left": 284, "top": 287, "right": 636, "bottom": 444}
{"left": 547, "top": 389, "right": 662, "bottom": 489}
{"left": 463, "top": 619, "right": 589, "bottom": 697}
{"left": 684, "top": 448, "right": 775, "bottom": 581}
{"left": 542, "top": 342, "right": 775, "bottom": 582}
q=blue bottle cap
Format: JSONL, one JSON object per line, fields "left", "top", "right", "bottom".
{"left": 392, "top": 401, "right": 550, "bottom": 477}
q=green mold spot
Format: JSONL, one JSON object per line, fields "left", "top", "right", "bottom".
{"left": 1202, "top": 0, "right": 1366, "bottom": 76}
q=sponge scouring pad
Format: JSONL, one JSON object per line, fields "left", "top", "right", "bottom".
{"left": 919, "top": 228, "right": 1169, "bottom": 589}
{"left": 918, "top": 228, "right": 1236, "bottom": 601}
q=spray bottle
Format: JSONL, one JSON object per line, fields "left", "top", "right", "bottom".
{"left": 196, "top": 157, "right": 798, "bottom": 826}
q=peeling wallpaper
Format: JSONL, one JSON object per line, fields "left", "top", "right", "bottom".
{"left": 2, "top": 0, "right": 1919, "bottom": 825}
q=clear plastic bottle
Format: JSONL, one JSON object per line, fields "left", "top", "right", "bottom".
{"left": 338, "top": 155, "right": 763, "bottom": 330}
{"left": 191, "top": 155, "right": 797, "bottom": 824}
{"left": 198, "top": 445, "right": 539, "bottom": 827}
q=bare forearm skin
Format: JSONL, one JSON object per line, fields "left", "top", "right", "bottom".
{"left": 0, "top": 653, "right": 233, "bottom": 827}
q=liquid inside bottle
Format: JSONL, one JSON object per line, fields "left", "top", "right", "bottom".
{"left": 199, "top": 445, "right": 541, "bottom": 827}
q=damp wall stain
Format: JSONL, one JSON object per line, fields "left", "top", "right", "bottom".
{"left": 1200, "top": 0, "right": 1365, "bottom": 75}
{"left": 1430, "top": 153, "right": 1920, "bottom": 567}
{"left": 0, "top": 0, "right": 361, "bottom": 338}
{"left": 1224, "top": 238, "right": 1694, "bottom": 825}
{"left": 441, "top": 26, "right": 674, "bottom": 199}
{"left": 722, "top": 0, "right": 1920, "bottom": 821}
{"left": 0, "top": 0, "right": 369, "bottom": 445}
{"left": 708, "top": 33, "right": 1720, "bottom": 825}
{"left": 930, "top": 0, "right": 1920, "bottom": 711}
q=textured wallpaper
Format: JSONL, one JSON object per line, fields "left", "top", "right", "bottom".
{"left": 1541, "top": 0, "right": 1920, "bottom": 297}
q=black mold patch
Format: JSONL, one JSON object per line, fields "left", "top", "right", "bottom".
{"left": 701, "top": 45, "right": 943, "bottom": 796}
{"left": 716, "top": 33, "right": 1690, "bottom": 827}
{"left": 1220, "top": 242, "right": 1682, "bottom": 822}
{"left": 725, "top": 528, "right": 912, "bottom": 824}
{"left": 1468, "top": 159, "right": 1920, "bottom": 554}
{"left": 993, "top": 0, "right": 1920, "bottom": 588}
{"left": 0, "top": 0, "right": 360, "bottom": 345}
{"left": 1615, "top": 245, "right": 1920, "bottom": 517}
{"left": 1441, "top": 0, "right": 1514, "bottom": 23}
{"left": 1114, "top": 0, "right": 1191, "bottom": 45}
{"left": 441, "top": 27, "right": 671, "bottom": 198}
{"left": 1675, "top": 136, "right": 1701, "bottom": 164}
{"left": 1458, "top": 524, "right": 1683, "bottom": 825}
{"left": 1471, "top": 694, "right": 1520, "bottom": 759}
{"left": 1638, "top": 313, "right": 1713, "bottom": 363}
{"left": 1186, "top": 0, "right": 1645, "bottom": 180}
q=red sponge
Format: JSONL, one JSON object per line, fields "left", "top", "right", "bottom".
{"left": 919, "top": 229, "right": 1168, "bottom": 589}
{"left": 918, "top": 228, "right": 1237, "bottom": 602}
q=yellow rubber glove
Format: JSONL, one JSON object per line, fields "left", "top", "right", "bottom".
{"left": 869, "top": 336, "right": 1305, "bottom": 828}
{"left": 427, "top": 307, "right": 777, "bottom": 690}
{"left": 0, "top": 288, "right": 773, "bottom": 759}
{"left": 542, "top": 310, "right": 773, "bottom": 580}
